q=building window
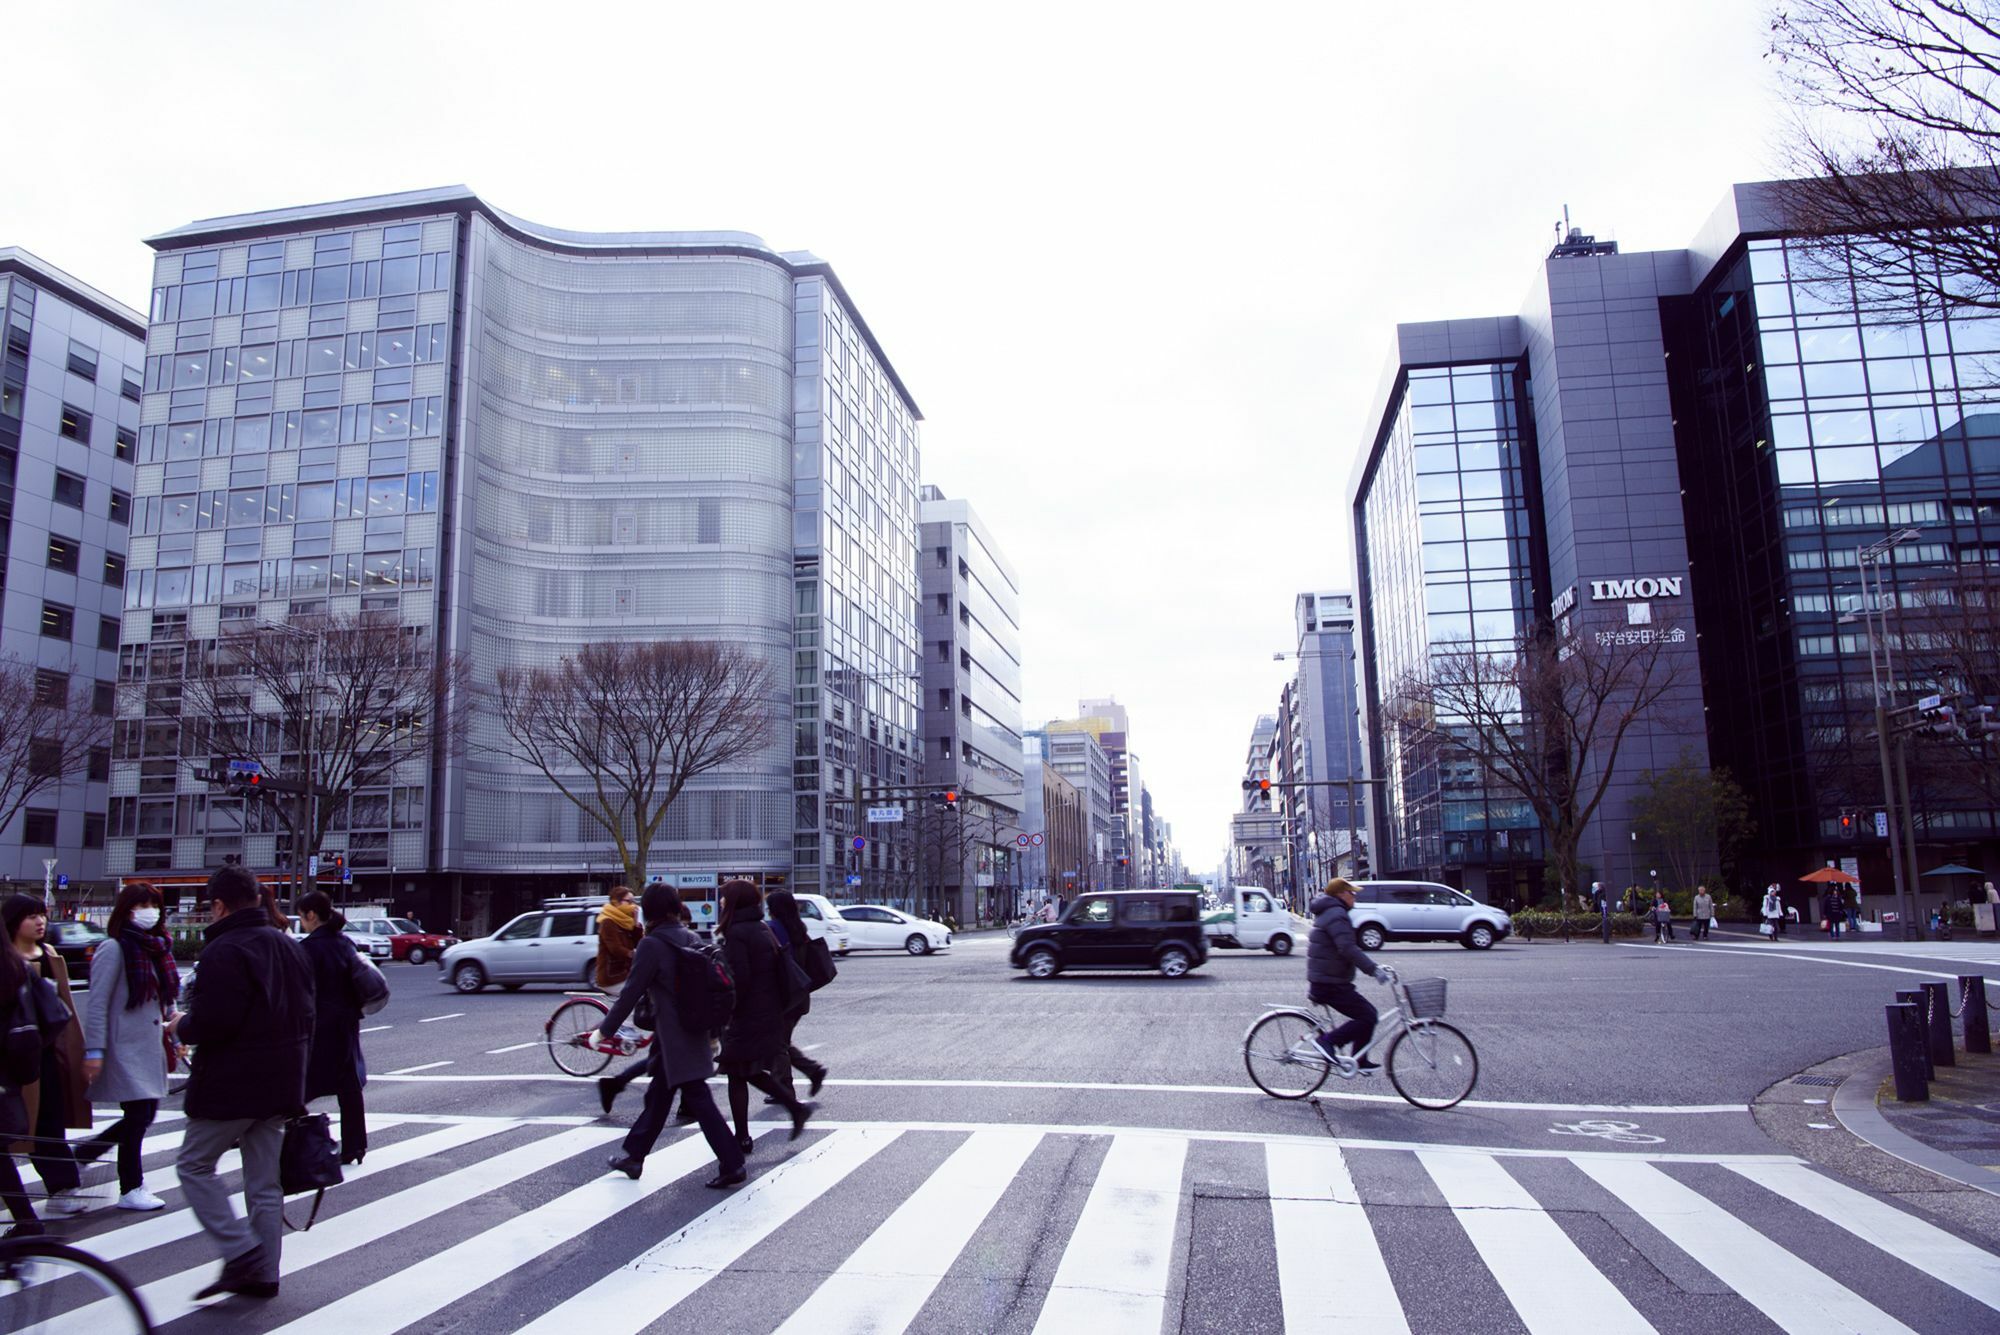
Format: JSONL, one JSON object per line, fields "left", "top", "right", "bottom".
{"left": 114, "top": 426, "right": 135, "bottom": 461}
{"left": 108, "top": 489, "right": 130, "bottom": 525}
{"left": 52, "top": 470, "right": 85, "bottom": 509}
{"left": 91, "top": 681, "right": 113, "bottom": 716}
{"left": 87, "top": 747, "right": 109, "bottom": 783}
{"left": 45, "top": 537, "right": 78, "bottom": 574}
{"left": 65, "top": 341, "right": 98, "bottom": 381}
{"left": 40, "top": 602, "right": 73, "bottom": 640}
{"left": 98, "top": 615, "right": 119, "bottom": 652}
{"left": 82, "top": 812, "right": 105, "bottom": 849}
{"left": 58, "top": 403, "right": 91, "bottom": 443}
{"left": 120, "top": 367, "right": 142, "bottom": 403}
{"left": 33, "top": 669, "right": 67, "bottom": 707}
{"left": 20, "top": 811, "right": 56, "bottom": 846}
{"left": 103, "top": 551, "right": 124, "bottom": 586}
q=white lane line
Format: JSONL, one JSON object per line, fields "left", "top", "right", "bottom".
{"left": 776, "top": 1130, "right": 1041, "bottom": 1335}
{"left": 385, "top": 1060, "right": 453, "bottom": 1074}
{"left": 417, "top": 1012, "right": 465, "bottom": 1023}
{"left": 485, "top": 1042, "right": 540, "bottom": 1054}
{"left": 361, "top": 1024, "right": 392, "bottom": 1033}
{"left": 1724, "top": 1161, "right": 2000, "bottom": 1311}
{"left": 1032, "top": 1133, "right": 1186, "bottom": 1334}
{"left": 1268, "top": 1142, "right": 1407, "bottom": 1333}
{"left": 366, "top": 1070, "right": 1744, "bottom": 1114}
{"left": 1578, "top": 1158, "right": 1917, "bottom": 1334}
{"left": 1420, "top": 1151, "right": 1655, "bottom": 1334}
{"left": 1624, "top": 942, "right": 1994, "bottom": 980}
{"left": 265, "top": 1127, "right": 779, "bottom": 1335}
{"left": 517, "top": 1127, "right": 902, "bottom": 1335}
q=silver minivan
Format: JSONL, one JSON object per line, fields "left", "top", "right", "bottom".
{"left": 438, "top": 909, "right": 598, "bottom": 993}
{"left": 1348, "top": 882, "right": 1512, "bottom": 951}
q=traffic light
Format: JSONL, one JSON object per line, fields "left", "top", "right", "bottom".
{"left": 332, "top": 854, "right": 345, "bottom": 872}
{"left": 1240, "top": 778, "right": 1274, "bottom": 794}
{"left": 1967, "top": 705, "right": 1995, "bottom": 739}
{"left": 1839, "top": 811, "right": 1857, "bottom": 840}
{"left": 931, "top": 790, "right": 959, "bottom": 811}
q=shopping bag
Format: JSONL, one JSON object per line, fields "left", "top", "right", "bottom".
{"left": 1760, "top": 922, "right": 1774, "bottom": 937}
{"left": 1709, "top": 917, "right": 1719, "bottom": 929}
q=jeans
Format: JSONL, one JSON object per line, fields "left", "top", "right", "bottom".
{"left": 178, "top": 1115, "right": 284, "bottom": 1281}
{"left": 622, "top": 1049, "right": 742, "bottom": 1177}
{"left": 83, "top": 1098, "right": 159, "bottom": 1193}
{"left": 1309, "top": 982, "right": 1378, "bottom": 1056}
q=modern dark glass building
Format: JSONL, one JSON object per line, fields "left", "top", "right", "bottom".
{"left": 1349, "top": 179, "right": 2000, "bottom": 911}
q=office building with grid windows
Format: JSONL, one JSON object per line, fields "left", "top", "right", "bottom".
{"left": 1351, "top": 178, "right": 2000, "bottom": 909}
{"left": 118, "top": 189, "right": 922, "bottom": 929}
{"left": 0, "top": 251, "right": 144, "bottom": 894}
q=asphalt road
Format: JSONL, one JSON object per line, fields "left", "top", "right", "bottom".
{"left": 36, "top": 929, "right": 2000, "bottom": 1333}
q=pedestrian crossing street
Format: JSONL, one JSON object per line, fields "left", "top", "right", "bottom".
{"left": 30, "top": 1110, "right": 2000, "bottom": 1334}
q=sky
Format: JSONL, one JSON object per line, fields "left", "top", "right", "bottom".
{"left": 4, "top": 1, "right": 1791, "bottom": 869}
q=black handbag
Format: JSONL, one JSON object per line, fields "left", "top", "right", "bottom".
{"left": 279, "top": 1111, "right": 343, "bottom": 1230}
{"left": 801, "top": 936, "right": 837, "bottom": 992}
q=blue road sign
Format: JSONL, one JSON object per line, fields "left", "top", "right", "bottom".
{"left": 846, "top": 874, "right": 863, "bottom": 886}
{"left": 852, "top": 836, "right": 866, "bottom": 851}
{"left": 341, "top": 868, "right": 353, "bottom": 884}
{"left": 55, "top": 875, "right": 67, "bottom": 890}
{"left": 227, "top": 759, "right": 263, "bottom": 776}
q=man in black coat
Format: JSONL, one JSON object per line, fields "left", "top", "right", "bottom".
{"left": 171, "top": 865, "right": 315, "bottom": 1301}
{"left": 1306, "top": 878, "right": 1384, "bottom": 1072}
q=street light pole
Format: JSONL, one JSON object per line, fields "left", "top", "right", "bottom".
{"left": 1854, "top": 530, "right": 1924, "bottom": 939}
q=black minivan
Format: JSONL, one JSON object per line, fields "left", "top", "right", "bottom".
{"left": 1009, "top": 891, "right": 1209, "bottom": 979}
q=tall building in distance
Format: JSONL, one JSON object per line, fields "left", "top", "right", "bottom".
{"left": 1019, "top": 729, "right": 1084, "bottom": 907}
{"left": 1289, "top": 590, "right": 1366, "bottom": 881}
{"left": 918, "top": 485, "right": 1023, "bottom": 925}
{"left": 1049, "top": 697, "right": 1133, "bottom": 884}
{"left": 120, "top": 189, "right": 922, "bottom": 929}
{"left": 0, "top": 251, "right": 144, "bottom": 894}
{"left": 1037, "top": 723, "right": 1113, "bottom": 890}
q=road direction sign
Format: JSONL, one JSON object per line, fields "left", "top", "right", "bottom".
{"left": 341, "top": 867, "right": 353, "bottom": 884}
{"left": 867, "top": 806, "right": 904, "bottom": 823}
{"left": 845, "top": 874, "right": 862, "bottom": 886}
{"left": 227, "top": 758, "right": 263, "bottom": 776}
{"left": 309, "top": 854, "right": 320, "bottom": 876}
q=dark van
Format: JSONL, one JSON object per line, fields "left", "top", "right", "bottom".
{"left": 1009, "top": 891, "right": 1209, "bottom": 979}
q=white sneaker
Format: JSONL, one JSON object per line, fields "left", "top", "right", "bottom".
{"left": 116, "top": 1188, "right": 165, "bottom": 1212}
{"left": 43, "top": 1189, "right": 91, "bottom": 1216}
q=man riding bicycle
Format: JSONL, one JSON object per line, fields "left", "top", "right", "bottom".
{"left": 1308, "top": 878, "right": 1385, "bottom": 1073}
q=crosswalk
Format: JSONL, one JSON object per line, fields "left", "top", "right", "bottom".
{"left": 18, "top": 1112, "right": 2000, "bottom": 1333}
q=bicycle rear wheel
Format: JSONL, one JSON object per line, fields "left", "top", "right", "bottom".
{"left": 0, "top": 1239, "right": 153, "bottom": 1333}
{"left": 546, "top": 996, "right": 613, "bottom": 1076}
{"left": 1385, "top": 1021, "right": 1478, "bottom": 1110}
{"left": 1243, "top": 1010, "right": 1330, "bottom": 1100}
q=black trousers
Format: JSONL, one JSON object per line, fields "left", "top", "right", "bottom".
{"left": 622, "top": 1048, "right": 742, "bottom": 1176}
{"left": 83, "top": 1098, "right": 159, "bottom": 1193}
{"left": 1309, "top": 982, "right": 1378, "bottom": 1055}
{"left": 771, "top": 1012, "right": 826, "bottom": 1098}
{"left": 28, "top": 1053, "right": 78, "bottom": 1196}
{"left": 336, "top": 1084, "right": 367, "bottom": 1162}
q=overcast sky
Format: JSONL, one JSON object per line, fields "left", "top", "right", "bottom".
{"left": 6, "top": 1, "right": 1787, "bottom": 870}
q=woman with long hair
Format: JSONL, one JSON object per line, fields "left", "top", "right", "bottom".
{"left": 298, "top": 891, "right": 372, "bottom": 1164}
{"left": 763, "top": 891, "right": 827, "bottom": 1101}
{"left": 0, "top": 933, "right": 40, "bottom": 1234}
{"left": 715, "top": 881, "right": 813, "bottom": 1154}
{"left": 4, "top": 894, "right": 89, "bottom": 1217}
{"left": 79, "top": 881, "right": 178, "bottom": 1210}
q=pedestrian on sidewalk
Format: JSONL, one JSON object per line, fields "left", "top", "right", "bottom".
{"left": 715, "top": 881, "right": 815, "bottom": 1156}
{"left": 1691, "top": 887, "right": 1713, "bottom": 941}
{"left": 0, "top": 935, "right": 48, "bottom": 1237}
{"left": 299, "top": 892, "right": 386, "bottom": 1165}
{"left": 1762, "top": 885, "right": 1784, "bottom": 939}
{"left": 593, "top": 887, "right": 650, "bottom": 1116}
{"left": 599, "top": 884, "right": 745, "bottom": 1189}
{"left": 1820, "top": 886, "right": 1845, "bottom": 941}
{"left": 172, "top": 865, "right": 315, "bottom": 1302}
{"left": 5, "top": 894, "right": 88, "bottom": 1218}
{"left": 78, "top": 881, "right": 177, "bottom": 1212}
{"left": 1307, "top": 878, "right": 1383, "bottom": 1071}
{"left": 764, "top": 891, "right": 828, "bottom": 1103}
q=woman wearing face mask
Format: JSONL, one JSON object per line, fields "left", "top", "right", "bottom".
{"left": 78, "top": 882, "right": 178, "bottom": 1210}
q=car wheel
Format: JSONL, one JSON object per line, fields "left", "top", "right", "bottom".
{"left": 1268, "top": 934, "right": 1293, "bottom": 956}
{"left": 452, "top": 962, "right": 486, "bottom": 993}
{"left": 905, "top": 934, "right": 930, "bottom": 956}
{"left": 1025, "top": 947, "right": 1061, "bottom": 979}
{"left": 1357, "top": 925, "right": 1386, "bottom": 952}
{"left": 1465, "top": 923, "right": 1496, "bottom": 950}
{"left": 407, "top": 947, "right": 428, "bottom": 966}
{"left": 1157, "top": 946, "right": 1192, "bottom": 978}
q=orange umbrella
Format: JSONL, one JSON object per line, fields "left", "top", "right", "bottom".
{"left": 1800, "top": 867, "right": 1860, "bottom": 885}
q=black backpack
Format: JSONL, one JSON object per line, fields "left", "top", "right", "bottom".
{"left": 670, "top": 941, "right": 735, "bottom": 1036}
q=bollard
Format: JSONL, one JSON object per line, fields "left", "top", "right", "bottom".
{"left": 1896, "top": 989, "right": 1935, "bottom": 1079}
{"left": 1921, "top": 981, "right": 1957, "bottom": 1068}
{"left": 1963, "top": 976, "right": 1992, "bottom": 1056}
{"left": 1887, "top": 1002, "right": 1930, "bottom": 1102}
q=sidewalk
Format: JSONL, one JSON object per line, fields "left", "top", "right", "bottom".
{"left": 1833, "top": 1045, "right": 2000, "bottom": 1197}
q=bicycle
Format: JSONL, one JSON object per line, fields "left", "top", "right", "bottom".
{"left": 1242, "top": 966, "right": 1479, "bottom": 1110}
{"left": 0, "top": 1234, "right": 153, "bottom": 1332}
{"left": 544, "top": 993, "right": 650, "bottom": 1076}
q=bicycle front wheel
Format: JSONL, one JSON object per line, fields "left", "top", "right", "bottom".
{"left": 1386, "top": 1021, "right": 1478, "bottom": 1110}
{"left": 0, "top": 1239, "right": 153, "bottom": 1333}
{"left": 546, "top": 997, "right": 613, "bottom": 1076}
{"left": 1244, "top": 1010, "right": 1330, "bottom": 1100}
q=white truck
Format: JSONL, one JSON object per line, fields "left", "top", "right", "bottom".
{"left": 1203, "top": 885, "right": 1304, "bottom": 955}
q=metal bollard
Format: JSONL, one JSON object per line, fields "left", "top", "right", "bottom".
{"left": 1963, "top": 976, "right": 1992, "bottom": 1056}
{"left": 1896, "top": 989, "right": 1935, "bottom": 1079}
{"left": 1887, "top": 1002, "right": 1930, "bottom": 1101}
{"left": 1921, "top": 981, "right": 1956, "bottom": 1068}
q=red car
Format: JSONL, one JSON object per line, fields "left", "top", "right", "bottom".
{"left": 346, "top": 916, "right": 459, "bottom": 964}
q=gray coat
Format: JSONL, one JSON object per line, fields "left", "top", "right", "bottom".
{"left": 597, "top": 923, "right": 716, "bottom": 1089}
{"left": 83, "top": 939, "right": 169, "bottom": 1104}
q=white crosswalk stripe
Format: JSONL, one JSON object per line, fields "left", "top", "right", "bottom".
{"left": 18, "top": 1116, "right": 1998, "bottom": 1334}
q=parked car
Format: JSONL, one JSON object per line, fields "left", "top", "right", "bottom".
{"left": 344, "top": 916, "right": 458, "bottom": 964}
{"left": 342, "top": 919, "right": 395, "bottom": 960}
{"left": 437, "top": 909, "right": 598, "bottom": 993}
{"left": 1010, "top": 890, "right": 1208, "bottom": 978}
{"left": 791, "top": 894, "right": 852, "bottom": 955}
{"left": 1203, "top": 885, "right": 1305, "bottom": 954}
{"left": 1346, "top": 881, "right": 1513, "bottom": 951}
{"left": 47, "top": 920, "right": 107, "bottom": 977}
{"left": 838, "top": 905, "right": 952, "bottom": 955}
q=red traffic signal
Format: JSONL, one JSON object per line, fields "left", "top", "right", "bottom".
{"left": 1838, "top": 812, "right": 1856, "bottom": 840}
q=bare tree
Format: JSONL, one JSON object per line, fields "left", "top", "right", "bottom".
{"left": 489, "top": 641, "right": 775, "bottom": 888}
{"left": 0, "top": 658, "right": 109, "bottom": 844}
{"left": 1770, "top": 1, "right": 2000, "bottom": 315}
{"left": 1898, "top": 566, "right": 2000, "bottom": 806}
{"left": 182, "top": 615, "right": 462, "bottom": 882}
{"left": 1389, "top": 626, "right": 1684, "bottom": 906}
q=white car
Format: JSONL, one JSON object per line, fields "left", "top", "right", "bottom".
{"left": 791, "top": 893, "right": 852, "bottom": 955}
{"left": 837, "top": 905, "right": 952, "bottom": 955}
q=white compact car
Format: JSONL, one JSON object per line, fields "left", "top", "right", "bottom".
{"left": 1346, "top": 881, "right": 1513, "bottom": 951}
{"left": 791, "top": 893, "right": 852, "bottom": 955}
{"left": 837, "top": 905, "right": 953, "bottom": 955}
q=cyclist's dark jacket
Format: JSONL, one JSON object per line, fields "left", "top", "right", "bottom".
{"left": 1307, "top": 894, "right": 1379, "bottom": 987}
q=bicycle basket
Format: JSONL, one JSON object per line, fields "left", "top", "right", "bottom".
{"left": 1403, "top": 978, "right": 1448, "bottom": 1019}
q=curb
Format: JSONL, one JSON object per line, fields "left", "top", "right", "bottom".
{"left": 1831, "top": 1049, "right": 2000, "bottom": 1198}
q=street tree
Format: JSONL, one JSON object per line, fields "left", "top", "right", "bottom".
{"left": 1630, "top": 750, "right": 1757, "bottom": 891}
{"left": 1388, "top": 625, "right": 1684, "bottom": 909}
{"left": 489, "top": 640, "right": 775, "bottom": 889}
{"left": 0, "top": 658, "right": 110, "bottom": 850}
{"left": 182, "top": 615, "right": 462, "bottom": 880}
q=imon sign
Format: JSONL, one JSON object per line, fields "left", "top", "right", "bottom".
{"left": 1589, "top": 577, "right": 1686, "bottom": 601}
